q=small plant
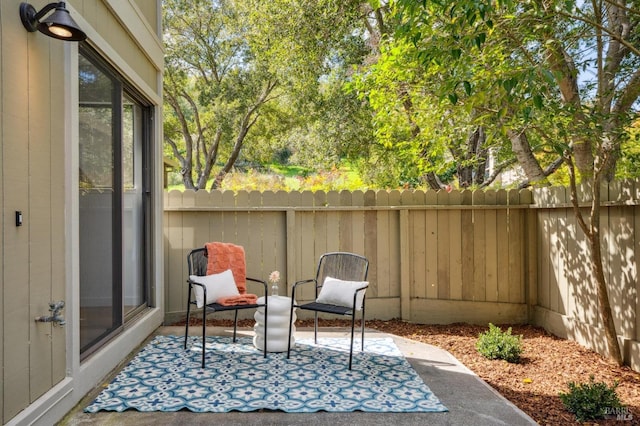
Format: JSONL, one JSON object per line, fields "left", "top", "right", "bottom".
{"left": 476, "top": 323, "right": 522, "bottom": 363}
{"left": 559, "top": 375, "right": 623, "bottom": 422}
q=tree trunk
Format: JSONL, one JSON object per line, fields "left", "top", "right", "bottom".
{"left": 456, "top": 127, "right": 487, "bottom": 188}
{"left": 211, "top": 106, "right": 262, "bottom": 190}
{"left": 508, "top": 129, "right": 547, "bottom": 184}
{"left": 567, "top": 158, "right": 623, "bottom": 365}
{"left": 541, "top": 30, "right": 594, "bottom": 175}
{"left": 588, "top": 178, "right": 623, "bottom": 365}
{"left": 424, "top": 172, "right": 446, "bottom": 190}
{"left": 571, "top": 138, "right": 596, "bottom": 177}
{"left": 588, "top": 228, "right": 623, "bottom": 365}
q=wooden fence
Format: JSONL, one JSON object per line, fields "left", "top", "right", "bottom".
{"left": 164, "top": 188, "right": 535, "bottom": 326}
{"left": 531, "top": 180, "right": 640, "bottom": 370}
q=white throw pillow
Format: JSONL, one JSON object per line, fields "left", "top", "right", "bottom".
{"left": 190, "top": 269, "right": 239, "bottom": 308}
{"left": 316, "top": 276, "right": 368, "bottom": 310}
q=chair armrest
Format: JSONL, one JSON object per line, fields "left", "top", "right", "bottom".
{"left": 352, "top": 284, "right": 368, "bottom": 308}
{"left": 186, "top": 279, "right": 206, "bottom": 306}
{"left": 291, "top": 278, "right": 316, "bottom": 301}
{"left": 247, "top": 277, "right": 269, "bottom": 297}
{"left": 187, "top": 279, "right": 205, "bottom": 290}
{"left": 293, "top": 278, "right": 315, "bottom": 288}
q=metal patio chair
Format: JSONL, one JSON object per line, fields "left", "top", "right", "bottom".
{"left": 287, "top": 252, "right": 369, "bottom": 369}
{"left": 183, "top": 245, "right": 268, "bottom": 368}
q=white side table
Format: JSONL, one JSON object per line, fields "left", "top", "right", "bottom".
{"left": 253, "top": 295, "right": 296, "bottom": 352}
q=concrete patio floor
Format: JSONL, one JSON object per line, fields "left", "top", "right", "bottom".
{"left": 60, "top": 326, "right": 538, "bottom": 426}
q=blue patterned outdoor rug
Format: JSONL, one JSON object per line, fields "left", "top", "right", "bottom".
{"left": 84, "top": 335, "right": 447, "bottom": 413}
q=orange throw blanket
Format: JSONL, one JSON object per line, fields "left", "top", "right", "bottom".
{"left": 217, "top": 294, "right": 258, "bottom": 306}
{"left": 205, "top": 242, "right": 258, "bottom": 306}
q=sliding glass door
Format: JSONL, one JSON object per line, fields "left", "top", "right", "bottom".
{"left": 78, "top": 46, "right": 152, "bottom": 358}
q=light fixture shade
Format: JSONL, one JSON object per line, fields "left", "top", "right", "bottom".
{"left": 20, "top": 2, "right": 86, "bottom": 42}
{"left": 39, "top": 5, "right": 86, "bottom": 41}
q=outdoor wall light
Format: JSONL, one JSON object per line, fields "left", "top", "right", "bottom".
{"left": 20, "top": 2, "right": 86, "bottom": 41}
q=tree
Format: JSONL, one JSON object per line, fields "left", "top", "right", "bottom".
{"left": 349, "top": 4, "right": 512, "bottom": 190}
{"left": 392, "top": 0, "right": 640, "bottom": 365}
{"left": 238, "top": 0, "right": 377, "bottom": 173}
{"left": 163, "top": 0, "right": 373, "bottom": 190}
{"left": 163, "top": 0, "right": 278, "bottom": 190}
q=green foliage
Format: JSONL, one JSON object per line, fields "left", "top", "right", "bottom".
{"left": 167, "top": 165, "right": 368, "bottom": 192}
{"left": 617, "top": 122, "right": 640, "bottom": 179}
{"left": 163, "top": 0, "right": 376, "bottom": 189}
{"left": 390, "top": 0, "right": 640, "bottom": 186}
{"left": 476, "top": 323, "right": 522, "bottom": 363}
{"left": 163, "top": 0, "right": 278, "bottom": 190}
{"left": 559, "top": 375, "right": 622, "bottom": 422}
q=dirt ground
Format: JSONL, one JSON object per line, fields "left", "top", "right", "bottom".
{"left": 178, "top": 317, "right": 640, "bottom": 425}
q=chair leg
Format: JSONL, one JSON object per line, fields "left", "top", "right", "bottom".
{"left": 349, "top": 313, "right": 356, "bottom": 370}
{"left": 201, "top": 308, "right": 207, "bottom": 369}
{"left": 263, "top": 302, "right": 268, "bottom": 358}
{"left": 184, "top": 301, "right": 191, "bottom": 350}
{"left": 232, "top": 310, "right": 238, "bottom": 343}
{"left": 287, "top": 300, "right": 295, "bottom": 359}
{"left": 314, "top": 312, "right": 318, "bottom": 344}
{"left": 361, "top": 307, "right": 365, "bottom": 352}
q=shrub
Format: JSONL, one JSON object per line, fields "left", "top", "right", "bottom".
{"left": 476, "top": 323, "right": 522, "bottom": 363}
{"left": 559, "top": 375, "right": 623, "bottom": 422}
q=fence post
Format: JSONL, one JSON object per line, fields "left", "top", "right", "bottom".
{"left": 286, "top": 209, "right": 296, "bottom": 297}
{"left": 400, "top": 209, "right": 411, "bottom": 321}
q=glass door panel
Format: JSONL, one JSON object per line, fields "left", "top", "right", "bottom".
{"left": 78, "top": 46, "right": 151, "bottom": 358}
{"left": 78, "top": 53, "right": 121, "bottom": 354}
{"left": 122, "top": 95, "right": 146, "bottom": 317}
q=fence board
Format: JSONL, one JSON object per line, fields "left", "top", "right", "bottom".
{"left": 364, "top": 191, "right": 378, "bottom": 297}
{"left": 549, "top": 210, "right": 561, "bottom": 313}
{"left": 484, "top": 190, "right": 498, "bottom": 302}
{"left": 286, "top": 192, "right": 300, "bottom": 294}
{"left": 166, "top": 192, "right": 186, "bottom": 314}
{"left": 221, "top": 191, "right": 236, "bottom": 241}
{"left": 472, "top": 191, "right": 486, "bottom": 302}
{"left": 496, "top": 190, "right": 509, "bottom": 302}
{"left": 425, "top": 191, "right": 439, "bottom": 299}
{"left": 245, "top": 192, "right": 263, "bottom": 279}
{"left": 436, "top": 191, "right": 451, "bottom": 300}
{"left": 558, "top": 207, "right": 570, "bottom": 315}
{"left": 538, "top": 209, "right": 551, "bottom": 310}
{"left": 351, "top": 191, "right": 366, "bottom": 256}
{"left": 326, "top": 191, "right": 341, "bottom": 255}
{"left": 509, "top": 208, "right": 524, "bottom": 304}
{"left": 298, "top": 192, "right": 316, "bottom": 301}
{"left": 461, "top": 190, "right": 474, "bottom": 301}
{"left": 449, "top": 191, "right": 463, "bottom": 300}
{"left": 338, "top": 191, "right": 353, "bottom": 252}
{"left": 411, "top": 209, "right": 427, "bottom": 299}
{"left": 388, "top": 191, "right": 402, "bottom": 297}
{"left": 376, "top": 191, "right": 391, "bottom": 298}
{"left": 261, "top": 192, "right": 279, "bottom": 283}
{"left": 327, "top": 208, "right": 342, "bottom": 253}
{"left": 235, "top": 192, "right": 250, "bottom": 261}
{"left": 608, "top": 206, "right": 634, "bottom": 338}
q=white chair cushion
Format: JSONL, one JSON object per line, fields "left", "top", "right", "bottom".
{"left": 190, "top": 269, "right": 239, "bottom": 308}
{"left": 316, "top": 276, "right": 368, "bottom": 310}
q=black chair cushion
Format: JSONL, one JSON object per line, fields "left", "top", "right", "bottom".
{"left": 297, "top": 301, "right": 353, "bottom": 316}
{"left": 205, "top": 302, "right": 261, "bottom": 312}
